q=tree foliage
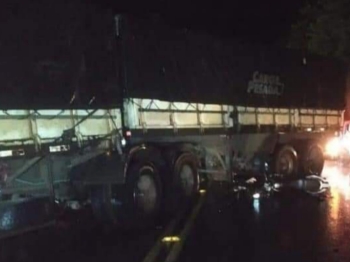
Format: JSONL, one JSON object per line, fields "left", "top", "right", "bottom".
{"left": 289, "top": 0, "right": 350, "bottom": 61}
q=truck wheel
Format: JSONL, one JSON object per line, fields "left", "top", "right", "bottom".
{"left": 302, "top": 143, "right": 324, "bottom": 176}
{"left": 170, "top": 153, "right": 199, "bottom": 209}
{"left": 90, "top": 158, "right": 163, "bottom": 228}
{"left": 274, "top": 145, "right": 298, "bottom": 177}
{"left": 126, "top": 162, "right": 162, "bottom": 224}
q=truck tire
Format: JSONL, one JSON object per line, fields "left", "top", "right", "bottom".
{"left": 90, "top": 155, "right": 163, "bottom": 228}
{"left": 274, "top": 145, "right": 298, "bottom": 177}
{"left": 124, "top": 161, "right": 163, "bottom": 226}
{"left": 301, "top": 143, "right": 324, "bottom": 176}
{"left": 167, "top": 152, "right": 199, "bottom": 213}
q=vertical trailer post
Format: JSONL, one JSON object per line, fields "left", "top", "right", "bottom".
{"left": 115, "top": 15, "right": 127, "bottom": 136}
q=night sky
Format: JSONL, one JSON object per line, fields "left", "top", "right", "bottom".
{"left": 0, "top": 0, "right": 309, "bottom": 109}
{"left": 2, "top": 0, "right": 306, "bottom": 45}
{"left": 101, "top": 0, "right": 306, "bottom": 45}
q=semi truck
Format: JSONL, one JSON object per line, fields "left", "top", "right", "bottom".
{"left": 0, "top": 5, "right": 346, "bottom": 238}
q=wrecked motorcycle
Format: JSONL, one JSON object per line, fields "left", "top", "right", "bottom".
{"left": 232, "top": 172, "right": 330, "bottom": 200}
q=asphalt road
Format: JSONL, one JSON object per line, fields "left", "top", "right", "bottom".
{"left": 2, "top": 160, "right": 350, "bottom": 262}
{"left": 180, "top": 161, "right": 350, "bottom": 262}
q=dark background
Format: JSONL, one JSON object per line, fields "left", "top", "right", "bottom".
{"left": 1, "top": 0, "right": 345, "bottom": 110}
{"left": 2, "top": 0, "right": 306, "bottom": 45}
{"left": 96, "top": 0, "right": 306, "bottom": 45}
{"left": 123, "top": 16, "right": 346, "bottom": 109}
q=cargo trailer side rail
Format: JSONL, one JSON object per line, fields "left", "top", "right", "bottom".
{"left": 124, "top": 98, "right": 342, "bottom": 134}
{"left": 0, "top": 108, "right": 123, "bottom": 238}
{"left": 0, "top": 109, "right": 122, "bottom": 151}
{"left": 0, "top": 108, "right": 123, "bottom": 193}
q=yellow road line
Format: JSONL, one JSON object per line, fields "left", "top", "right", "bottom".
{"left": 164, "top": 193, "right": 206, "bottom": 262}
{"left": 142, "top": 210, "right": 185, "bottom": 262}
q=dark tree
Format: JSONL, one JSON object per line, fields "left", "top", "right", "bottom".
{"left": 289, "top": 0, "right": 350, "bottom": 61}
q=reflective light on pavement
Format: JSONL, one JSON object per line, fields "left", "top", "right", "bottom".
{"left": 323, "top": 163, "right": 350, "bottom": 200}
{"left": 162, "top": 236, "right": 181, "bottom": 243}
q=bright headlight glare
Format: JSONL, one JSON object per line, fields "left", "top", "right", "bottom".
{"left": 325, "top": 137, "right": 341, "bottom": 157}
{"left": 253, "top": 193, "right": 260, "bottom": 199}
{"left": 274, "top": 183, "right": 281, "bottom": 189}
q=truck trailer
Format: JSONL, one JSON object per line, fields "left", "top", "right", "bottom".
{"left": 0, "top": 6, "right": 346, "bottom": 237}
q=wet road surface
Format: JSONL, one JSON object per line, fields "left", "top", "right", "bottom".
{"left": 180, "top": 161, "right": 350, "bottom": 262}
{"left": 2, "top": 161, "right": 350, "bottom": 262}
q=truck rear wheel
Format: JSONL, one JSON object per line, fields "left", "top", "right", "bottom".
{"left": 90, "top": 157, "right": 163, "bottom": 228}
{"left": 301, "top": 143, "right": 324, "bottom": 176}
{"left": 167, "top": 152, "right": 199, "bottom": 212}
{"left": 176, "top": 153, "right": 199, "bottom": 198}
{"left": 128, "top": 163, "right": 162, "bottom": 221}
{"left": 274, "top": 145, "right": 298, "bottom": 177}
